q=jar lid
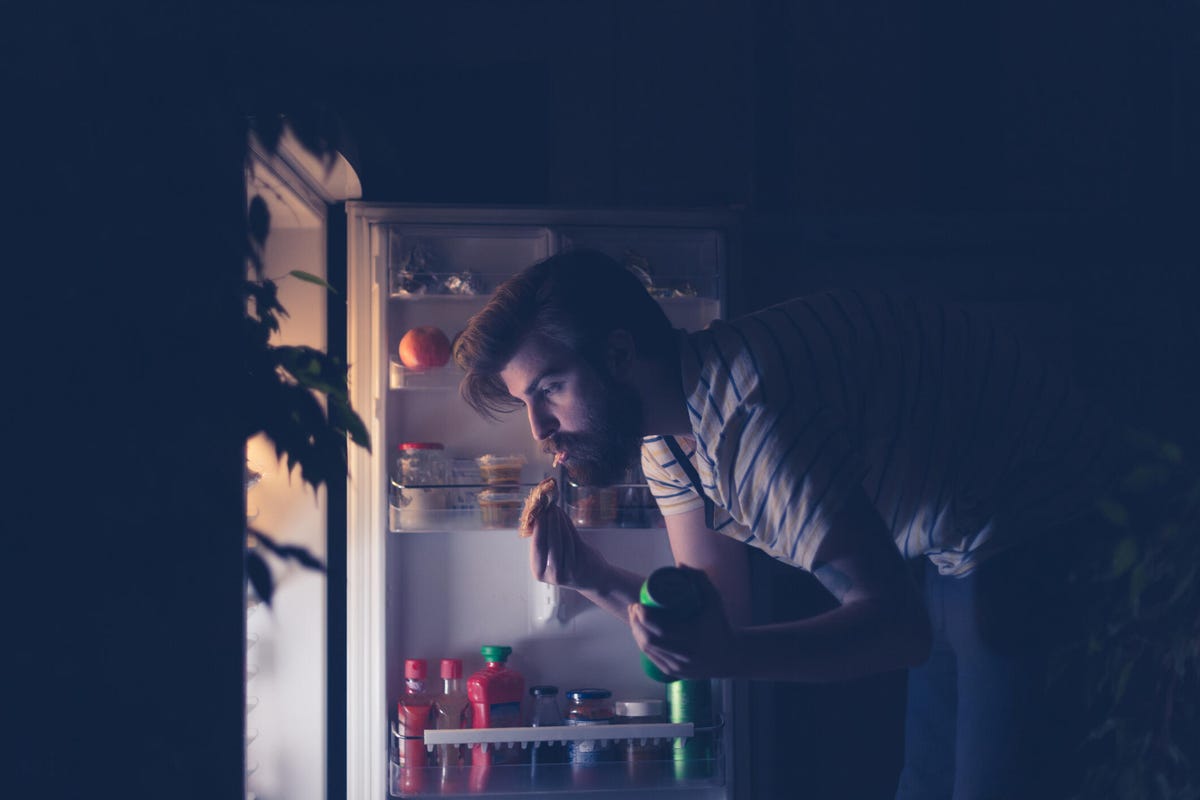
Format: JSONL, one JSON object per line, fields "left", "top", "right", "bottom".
{"left": 566, "top": 688, "right": 612, "bottom": 701}
{"left": 399, "top": 442, "right": 445, "bottom": 450}
{"left": 615, "top": 699, "right": 664, "bottom": 717}
{"left": 529, "top": 685, "right": 559, "bottom": 697}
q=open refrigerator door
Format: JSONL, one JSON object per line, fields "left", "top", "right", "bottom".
{"left": 345, "top": 204, "right": 742, "bottom": 798}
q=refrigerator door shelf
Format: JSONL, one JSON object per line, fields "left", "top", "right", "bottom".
{"left": 422, "top": 721, "right": 693, "bottom": 749}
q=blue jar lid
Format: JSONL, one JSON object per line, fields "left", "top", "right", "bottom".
{"left": 566, "top": 688, "right": 612, "bottom": 701}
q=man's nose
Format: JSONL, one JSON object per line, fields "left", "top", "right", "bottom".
{"left": 527, "top": 404, "right": 558, "bottom": 442}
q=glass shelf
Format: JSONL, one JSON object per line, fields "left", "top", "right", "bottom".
{"left": 389, "top": 360, "right": 462, "bottom": 391}
{"left": 388, "top": 481, "right": 664, "bottom": 533}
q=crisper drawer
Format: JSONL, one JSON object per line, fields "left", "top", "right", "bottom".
{"left": 389, "top": 717, "right": 727, "bottom": 797}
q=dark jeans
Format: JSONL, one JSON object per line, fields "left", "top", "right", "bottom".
{"left": 895, "top": 543, "right": 1080, "bottom": 800}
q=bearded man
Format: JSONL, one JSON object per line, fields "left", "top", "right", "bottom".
{"left": 452, "top": 249, "right": 1117, "bottom": 800}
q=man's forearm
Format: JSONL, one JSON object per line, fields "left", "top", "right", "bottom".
{"left": 576, "top": 562, "right": 645, "bottom": 621}
{"left": 732, "top": 597, "right": 931, "bottom": 682}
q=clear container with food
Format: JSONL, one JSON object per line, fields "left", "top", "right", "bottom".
{"left": 614, "top": 699, "right": 669, "bottom": 763}
{"left": 477, "top": 488, "right": 523, "bottom": 528}
{"left": 476, "top": 454, "right": 526, "bottom": 487}
{"left": 565, "top": 481, "right": 618, "bottom": 528}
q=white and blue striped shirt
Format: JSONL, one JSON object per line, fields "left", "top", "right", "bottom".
{"left": 641, "top": 289, "right": 1118, "bottom": 576}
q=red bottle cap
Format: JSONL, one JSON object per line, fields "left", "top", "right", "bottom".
{"left": 404, "top": 658, "right": 427, "bottom": 679}
{"left": 440, "top": 658, "right": 463, "bottom": 679}
{"left": 398, "top": 442, "right": 445, "bottom": 450}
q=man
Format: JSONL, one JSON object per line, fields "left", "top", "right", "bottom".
{"left": 453, "top": 249, "right": 1117, "bottom": 799}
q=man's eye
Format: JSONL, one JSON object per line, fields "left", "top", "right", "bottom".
{"left": 542, "top": 382, "right": 563, "bottom": 396}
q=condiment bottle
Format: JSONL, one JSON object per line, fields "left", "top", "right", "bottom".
{"left": 467, "top": 645, "right": 525, "bottom": 766}
{"left": 396, "top": 658, "right": 435, "bottom": 792}
{"left": 433, "top": 658, "right": 471, "bottom": 769}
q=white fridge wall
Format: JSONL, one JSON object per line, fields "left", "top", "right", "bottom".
{"left": 385, "top": 529, "right": 678, "bottom": 699}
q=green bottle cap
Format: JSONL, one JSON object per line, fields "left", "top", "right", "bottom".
{"left": 480, "top": 644, "right": 513, "bottom": 663}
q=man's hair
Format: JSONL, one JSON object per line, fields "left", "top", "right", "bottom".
{"left": 454, "top": 249, "right": 675, "bottom": 419}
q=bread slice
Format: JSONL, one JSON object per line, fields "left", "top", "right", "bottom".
{"left": 518, "top": 477, "right": 558, "bottom": 537}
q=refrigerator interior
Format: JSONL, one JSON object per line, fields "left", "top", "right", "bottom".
{"left": 346, "top": 205, "right": 737, "bottom": 798}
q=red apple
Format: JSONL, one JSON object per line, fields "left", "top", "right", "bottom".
{"left": 398, "top": 326, "right": 451, "bottom": 369}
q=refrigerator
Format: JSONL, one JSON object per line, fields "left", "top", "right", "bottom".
{"left": 343, "top": 203, "right": 746, "bottom": 798}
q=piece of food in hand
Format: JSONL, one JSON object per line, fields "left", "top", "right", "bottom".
{"left": 519, "top": 477, "right": 559, "bottom": 537}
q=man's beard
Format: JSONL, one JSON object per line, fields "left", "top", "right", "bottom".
{"left": 544, "top": 378, "right": 643, "bottom": 487}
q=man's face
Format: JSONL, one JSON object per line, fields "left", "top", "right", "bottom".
{"left": 499, "top": 334, "right": 643, "bottom": 487}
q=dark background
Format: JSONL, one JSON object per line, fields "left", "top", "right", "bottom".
{"left": 8, "top": 1, "right": 1197, "bottom": 798}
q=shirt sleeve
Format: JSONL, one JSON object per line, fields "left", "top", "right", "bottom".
{"left": 640, "top": 437, "right": 706, "bottom": 517}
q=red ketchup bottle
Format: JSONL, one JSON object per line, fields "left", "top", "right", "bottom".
{"left": 466, "top": 645, "right": 525, "bottom": 769}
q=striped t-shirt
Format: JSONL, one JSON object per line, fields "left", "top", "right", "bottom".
{"left": 641, "top": 289, "right": 1118, "bottom": 576}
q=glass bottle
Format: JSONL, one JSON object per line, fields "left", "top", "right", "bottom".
{"left": 433, "top": 658, "right": 471, "bottom": 769}
{"left": 529, "top": 685, "right": 567, "bottom": 767}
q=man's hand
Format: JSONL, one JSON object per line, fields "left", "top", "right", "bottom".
{"left": 627, "top": 565, "right": 740, "bottom": 680}
{"left": 527, "top": 503, "right": 607, "bottom": 591}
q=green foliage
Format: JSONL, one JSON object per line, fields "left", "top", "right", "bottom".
{"left": 1056, "top": 429, "right": 1200, "bottom": 799}
{"left": 241, "top": 117, "right": 369, "bottom": 605}
{"left": 242, "top": 203, "right": 371, "bottom": 494}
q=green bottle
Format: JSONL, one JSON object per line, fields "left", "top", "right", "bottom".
{"left": 637, "top": 567, "right": 704, "bottom": 683}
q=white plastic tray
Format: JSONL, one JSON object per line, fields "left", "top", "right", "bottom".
{"left": 421, "top": 722, "right": 693, "bottom": 752}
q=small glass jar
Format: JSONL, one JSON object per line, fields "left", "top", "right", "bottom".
{"left": 564, "top": 688, "right": 615, "bottom": 765}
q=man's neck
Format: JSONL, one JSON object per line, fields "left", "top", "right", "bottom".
{"left": 633, "top": 333, "right": 691, "bottom": 437}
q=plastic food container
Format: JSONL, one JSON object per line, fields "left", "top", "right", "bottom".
{"left": 615, "top": 699, "right": 669, "bottom": 763}
{"left": 476, "top": 454, "right": 526, "bottom": 487}
{"left": 477, "top": 489, "right": 523, "bottom": 528}
{"left": 565, "top": 482, "right": 618, "bottom": 527}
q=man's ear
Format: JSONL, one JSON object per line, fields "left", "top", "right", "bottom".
{"left": 605, "top": 329, "right": 637, "bottom": 380}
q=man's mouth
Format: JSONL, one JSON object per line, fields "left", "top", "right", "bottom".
{"left": 551, "top": 450, "right": 567, "bottom": 468}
